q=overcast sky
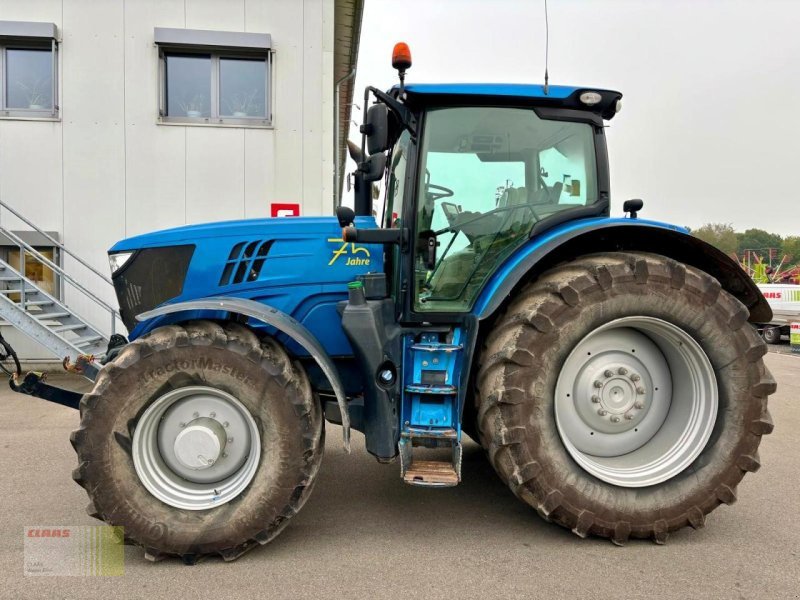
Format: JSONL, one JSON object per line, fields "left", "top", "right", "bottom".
{"left": 350, "top": 0, "right": 800, "bottom": 235}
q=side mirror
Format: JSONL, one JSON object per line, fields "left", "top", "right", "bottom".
{"left": 363, "top": 104, "right": 390, "bottom": 154}
{"left": 623, "top": 199, "right": 644, "bottom": 218}
{"left": 363, "top": 153, "right": 386, "bottom": 182}
{"left": 336, "top": 205, "right": 355, "bottom": 227}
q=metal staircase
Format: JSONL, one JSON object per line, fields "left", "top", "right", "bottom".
{"left": 0, "top": 201, "right": 120, "bottom": 367}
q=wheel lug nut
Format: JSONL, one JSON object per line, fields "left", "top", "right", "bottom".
{"left": 593, "top": 380, "right": 603, "bottom": 388}
{"left": 591, "top": 395, "right": 600, "bottom": 403}
{"left": 618, "top": 367, "right": 628, "bottom": 375}
{"left": 193, "top": 412, "right": 199, "bottom": 418}
{"left": 624, "top": 413, "right": 634, "bottom": 420}
{"left": 630, "top": 374, "right": 640, "bottom": 382}
{"left": 179, "top": 422, "right": 186, "bottom": 428}
{"left": 604, "top": 369, "right": 614, "bottom": 378}
{"left": 223, "top": 421, "right": 229, "bottom": 428}
{"left": 210, "top": 412, "right": 216, "bottom": 418}
{"left": 597, "top": 409, "right": 607, "bottom": 416}
{"left": 636, "top": 386, "right": 645, "bottom": 394}
{"left": 634, "top": 401, "right": 644, "bottom": 409}
{"left": 610, "top": 416, "right": 620, "bottom": 423}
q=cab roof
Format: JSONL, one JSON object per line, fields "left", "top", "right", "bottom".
{"left": 399, "top": 83, "right": 622, "bottom": 120}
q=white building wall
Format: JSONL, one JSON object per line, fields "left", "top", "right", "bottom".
{"left": 0, "top": 0, "right": 334, "bottom": 360}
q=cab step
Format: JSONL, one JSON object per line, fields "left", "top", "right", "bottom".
{"left": 403, "top": 460, "right": 459, "bottom": 486}
{"left": 404, "top": 384, "right": 457, "bottom": 395}
{"left": 399, "top": 329, "right": 466, "bottom": 487}
{"left": 409, "top": 343, "right": 463, "bottom": 353}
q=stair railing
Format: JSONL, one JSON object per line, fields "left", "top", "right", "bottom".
{"left": 0, "top": 200, "right": 121, "bottom": 337}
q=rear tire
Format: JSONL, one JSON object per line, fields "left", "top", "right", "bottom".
{"left": 70, "top": 320, "right": 323, "bottom": 562}
{"left": 475, "top": 252, "right": 775, "bottom": 544}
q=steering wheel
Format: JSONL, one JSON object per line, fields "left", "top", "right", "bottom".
{"left": 426, "top": 183, "right": 454, "bottom": 202}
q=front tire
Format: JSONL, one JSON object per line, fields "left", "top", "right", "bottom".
{"left": 70, "top": 320, "right": 323, "bottom": 562}
{"left": 476, "top": 252, "right": 775, "bottom": 544}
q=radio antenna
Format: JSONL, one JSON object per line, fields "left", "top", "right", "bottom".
{"left": 543, "top": 0, "right": 550, "bottom": 95}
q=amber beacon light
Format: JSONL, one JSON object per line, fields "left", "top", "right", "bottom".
{"left": 392, "top": 42, "right": 412, "bottom": 71}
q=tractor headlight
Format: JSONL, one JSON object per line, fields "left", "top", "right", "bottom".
{"left": 109, "top": 251, "right": 134, "bottom": 275}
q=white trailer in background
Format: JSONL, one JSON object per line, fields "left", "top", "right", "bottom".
{"left": 756, "top": 284, "right": 800, "bottom": 343}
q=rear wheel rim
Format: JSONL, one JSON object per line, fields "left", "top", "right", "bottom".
{"left": 132, "top": 386, "right": 261, "bottom": 510}
{"left": 554, "top": 316, "right": 718, "bottom": 488}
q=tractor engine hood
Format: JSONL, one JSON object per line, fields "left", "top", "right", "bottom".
{"left": 109, "top": 215, "right": 371, "bottom": 252}
{"left": 108, "top": 215, "right": 383, "bottom": 334}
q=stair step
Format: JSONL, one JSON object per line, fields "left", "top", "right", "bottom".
{"left": 405, "top": 384, "right": 457, "bottom": 395}
{"left": 21, "top": 299, "right": 53, "bottom": 306}
{"left": 36, "top": 312, "right": 71, "bottom": 320}
{"left": 410, "top": 343, "right": 463, "bottom": 353}
{"left": 75, "top": 335, "right": 104, "bottom": 347}
{"left": 0, "top": 288, "right": 37, "bottom": 295}
{"left": 53, "top": 323, "right": 87, "bottom": 333}
{"left": 403, "top": 460, "right": 459, "bottom": 487}
{"left": 0, "top": 276, "right": 21, "bottom": 282}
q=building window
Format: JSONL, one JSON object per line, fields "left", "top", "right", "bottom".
{"left": 0, "top": 21, "right": 58, "bottom": 119}
{"left": 7, "top": 247, "right": 58, "bottom": 299}
{"left": 0, "top": 230, "right": 62, "bottom": 302}
{"left": 155, "top": 28, "right": 271, "bottom": 127}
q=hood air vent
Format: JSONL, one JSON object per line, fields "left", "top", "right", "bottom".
{"left": 219, "top": 240, "right": 273, "bottom": 286}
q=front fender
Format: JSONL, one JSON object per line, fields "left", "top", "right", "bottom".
{"left": 137, "top": 297, "right": 351, "bottom": 451}
{"left": 474, "top": 217, "right": 771, "bottom": 323}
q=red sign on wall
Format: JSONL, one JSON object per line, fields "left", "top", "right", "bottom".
{"left": 271, "top": 203, "right": 300, "bottom": 217}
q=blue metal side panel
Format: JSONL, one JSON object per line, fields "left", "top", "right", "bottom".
{"left": 124, "top": 215, "right": 384, "bottom": 358}
{"left": 472, "top": 217, "right": 688, "bottom": 319}
{"left": 402, "top": 329, "right": 464, "bottom": 434}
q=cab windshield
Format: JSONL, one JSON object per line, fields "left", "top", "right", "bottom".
{"left": 414, "top": 106, "right": 598, "bottom": 312}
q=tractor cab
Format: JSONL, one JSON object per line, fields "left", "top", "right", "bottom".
{"left": 334, "top": 44, "right": 624, "bottom": 484}
{"left": 341, "top": 45, "right": 621, "bottom": 324}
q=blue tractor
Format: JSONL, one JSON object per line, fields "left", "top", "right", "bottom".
{"left": 60, "top": 45, "right": 775, "bottom": 561}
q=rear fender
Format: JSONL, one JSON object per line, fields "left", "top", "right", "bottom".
{"left": 137, "top": 296, "right": 351, "bottom": 451}
{"left": 474, "top": 218, "right": 771, "bottom": 323}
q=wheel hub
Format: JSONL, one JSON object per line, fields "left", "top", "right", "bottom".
{"left": 555, "top": 316, "right": 718, "bottom": 488}
{"left": 173, "top": 417, "right": 227, "bottom": 470}
{"left": 579, "top": 363, "right": 648, "bottom": 434}
{"left": 132, "top": 386, "right": 261, "bottom": 510}
{"left": 156, "top": 394, "right": 252, "bottom": 485}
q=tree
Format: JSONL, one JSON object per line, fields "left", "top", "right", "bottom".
{"left": 781, "top": 236, "right": 800, "bottom": 265}
{"left": 736, "top": 228, "right": 783, "bottom": 256}
{"left": 692, "top": 223, "right": 739, "bottom": 256}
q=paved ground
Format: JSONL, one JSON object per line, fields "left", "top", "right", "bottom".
{"left": 1, "top": 352, "right": 798, "bottom": 599}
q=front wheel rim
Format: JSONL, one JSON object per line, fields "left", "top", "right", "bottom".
{"left": 132, "top": 386, "right": 261, "bottom": 510}
{"left": 554, "top": 316, "right": 718, "bottom": 488}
